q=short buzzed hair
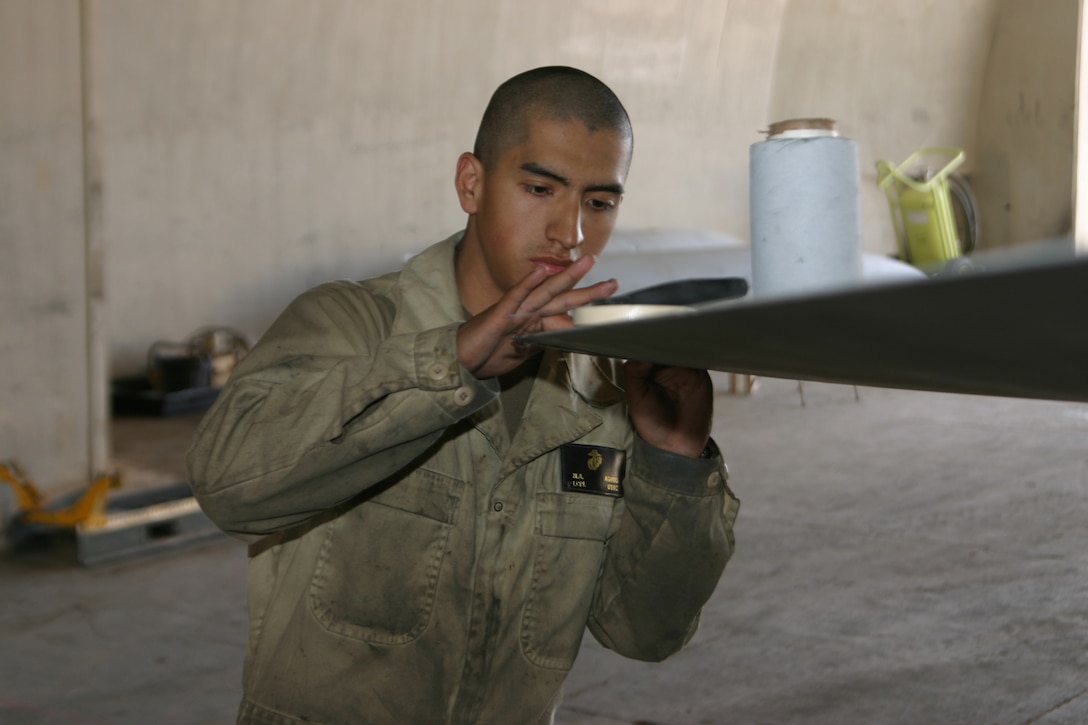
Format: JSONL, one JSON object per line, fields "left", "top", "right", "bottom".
{"left": 473, "top": 66, "right": 633, "bottom": 170}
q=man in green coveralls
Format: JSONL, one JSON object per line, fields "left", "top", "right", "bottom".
{"left": 188, "top": 65, "right": 739, "bottom": 724}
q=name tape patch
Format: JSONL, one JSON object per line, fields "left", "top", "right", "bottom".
{"left": 561, "top": 444, "right": 625, "bottom": 497}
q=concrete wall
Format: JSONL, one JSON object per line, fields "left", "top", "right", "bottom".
{"left": 1077, "top": 0, "right": 1088, "bottom": 252}
{"left": 0, "top": 0, "right": 1080, "bottom": 501}
{"left": 0, "top": 2, "right": 99, "bottom": 499}
{"left": 770, "top": 0, "right": 1000, "bottom": 256}
{"left": 93, "top": 0, "right": 787, "bottom": 375}
{"left": 95, "top": 0, "right": 1035, "bottom": 377}
{"left": 974, "top": 0, "right": 1079, "bottom": 249}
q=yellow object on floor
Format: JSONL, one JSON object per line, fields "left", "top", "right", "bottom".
{"left": 0, "top": 460, "right": 120, "bottom": 529}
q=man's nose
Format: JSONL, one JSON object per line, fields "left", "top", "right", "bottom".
{"left": 547, "top": 198, "right": 583, "bottom": 250}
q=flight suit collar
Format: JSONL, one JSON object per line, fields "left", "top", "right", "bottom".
{"left": 502, "top": 350, "right": 625, "bottom": 475}
{"left": 391, "top": 231, "right": 467, "bottom": 335}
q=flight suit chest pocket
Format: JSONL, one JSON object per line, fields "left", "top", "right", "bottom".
{"left": 520, "top": 492, "right": 617, "bottom": 670}
{"left": 308, "top": 468, "right": 465, "bottom": 645}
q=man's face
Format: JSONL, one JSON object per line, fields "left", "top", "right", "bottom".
{"left": 455, "top": 117, "right": 631, "bottom": 314}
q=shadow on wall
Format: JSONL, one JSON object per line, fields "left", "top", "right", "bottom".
{"left": 971, "top": 0, "right": 1077, "bottom": 251}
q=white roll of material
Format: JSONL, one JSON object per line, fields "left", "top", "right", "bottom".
{"left": 749, "top": 121, "right": 862, "bottom": 299}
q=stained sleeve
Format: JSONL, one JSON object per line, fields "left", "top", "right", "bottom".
{"left": 587, "top": 435, "right": 739, "bottom": 661}
{"left": 186, "top": 282, "right": 497, "bottom": 541}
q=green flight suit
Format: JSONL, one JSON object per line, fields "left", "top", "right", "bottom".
{"left": 187, "top": 232, "right": 739, "bottom": 724}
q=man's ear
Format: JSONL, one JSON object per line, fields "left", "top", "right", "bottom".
{"left": 455, "top": 152, "right": 484, "bottom": 214}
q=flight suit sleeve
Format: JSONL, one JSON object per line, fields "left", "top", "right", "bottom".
{"left": 186, "top": 282, "right": 497, "bottom": 541}
{"left": 588, "top": 435, "right": 738, "bottom": 661}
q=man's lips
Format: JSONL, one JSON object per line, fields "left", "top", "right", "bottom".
{"left": 531, "top": 257, "right": 573, "bottom": 275}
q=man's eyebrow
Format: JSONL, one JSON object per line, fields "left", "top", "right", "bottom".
{"left": 587, "top": 180, "right": 625, "bottom": 195}
{"left": 520, "top": 162, "right": 625, "bottom": 195}
{"left": 521, "top": 162, "right": 569, "bottom": 186}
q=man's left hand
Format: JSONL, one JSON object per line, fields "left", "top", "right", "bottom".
{"left": 623, "top": 361, "right": 712, "bottom": 459}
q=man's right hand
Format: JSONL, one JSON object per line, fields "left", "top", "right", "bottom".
{"left": 457, "top": 255, "right": 617, "bottom": 379}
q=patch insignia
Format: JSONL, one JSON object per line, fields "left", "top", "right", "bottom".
{"left": 561, "top": 444, "right": 625, "bottom": 497}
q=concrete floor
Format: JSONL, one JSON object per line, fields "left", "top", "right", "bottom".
{"left": 2, "top": 377, "right": 1086, "bottom": 724}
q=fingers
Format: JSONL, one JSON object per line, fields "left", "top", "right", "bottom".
{"left": 511, "top": 256, "right": 609, "bottom": 320}
{"left": 535, "top": 278, "right": 619, "bottom": 317}
{"left": 501, "top": 255, "right": 591, "bottom": 312}
{"left": 622, "top": 360, "right": 663, "bottom": 391}
{"left": 623, "top": 359, "right": 656, "bottom": 378}
{"left": 513, "top": 280, "right": 619, "bottom": 326}
{"left": 511, "top": 336, "right": 540, "bottom": 358}
{"left": 622, "top": 362, "right": 713, "bottom": 458}
{"left": 459, "top": 255, "right": 617, "bottom": 379}
{"left": 495, "top": 265, "right": 552, "bottom": 318}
